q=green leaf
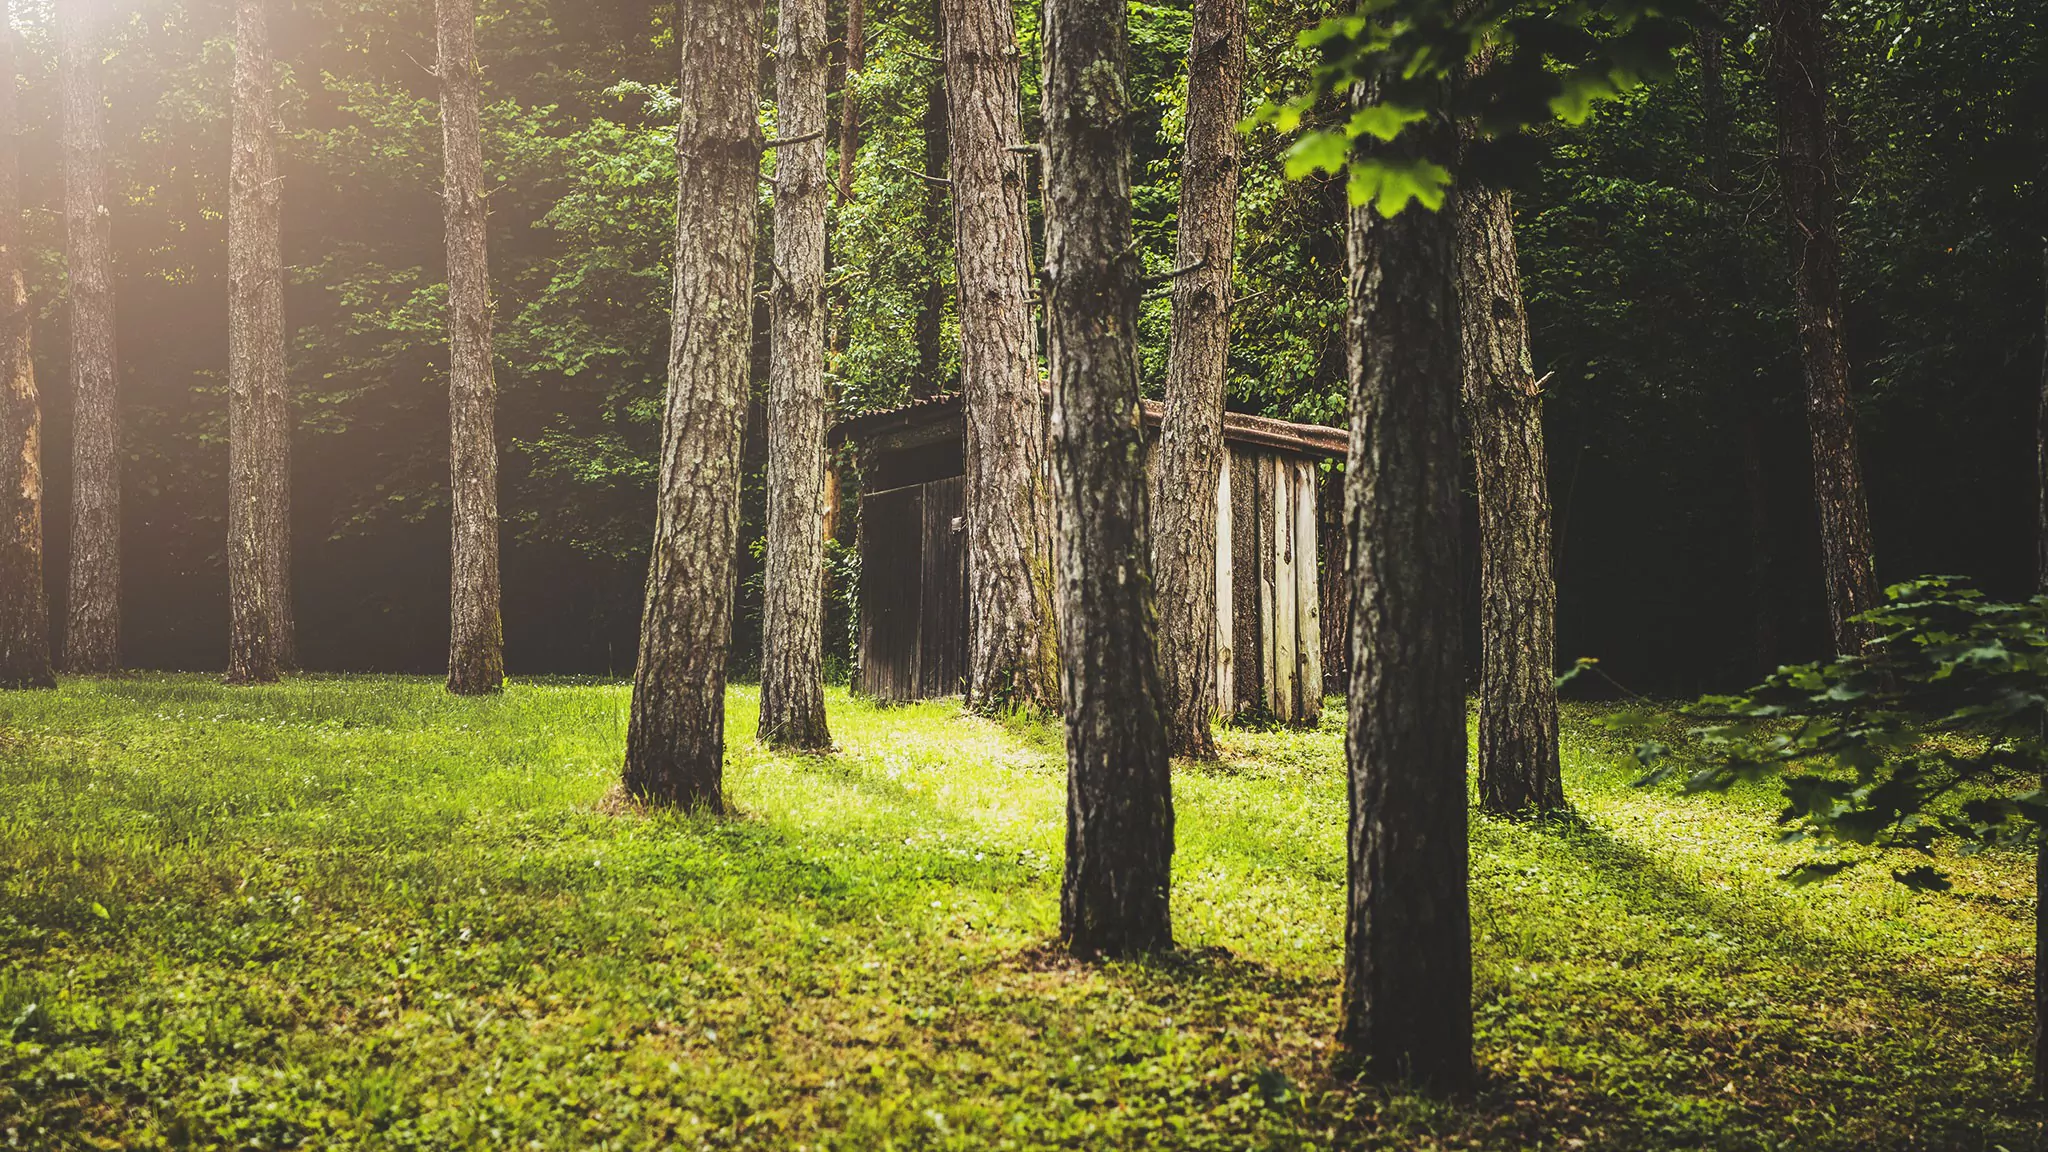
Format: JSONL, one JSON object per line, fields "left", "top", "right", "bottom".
{"left": 1345, "top": 157, "right": 1452, "bottom": 215}
{"left": 1283, "top": 131, "right": 1352, "bottom": 180}
{"left": 1345, "top": 103, "right": 1427, "bottom": 142}
{"left": 91, "top": 902, "right": 110, "bottom": 921}
{"left": 1547, "top": 71, "right": 1622, "bottom": 123}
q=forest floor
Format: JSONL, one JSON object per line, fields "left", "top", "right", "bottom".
{"left": 0, "top": 676, "right": 2037, "bottom": 1151}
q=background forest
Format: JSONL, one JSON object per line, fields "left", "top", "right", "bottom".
{"left": 3, "top": 0, "right": 2040, "bottom": 690}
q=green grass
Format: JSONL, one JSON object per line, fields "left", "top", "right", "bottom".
{"left": 0, "top": 676, "right": 2037, "bottom": 1150}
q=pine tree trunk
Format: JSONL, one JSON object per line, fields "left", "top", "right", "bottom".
{"left": 940, "top": 0, "right": 1058, "bottom": 712}
{"left": 1455, "top": 186, "right": 1562, "bottom": 815}
{"left": 835, "top": 0, "right": 863, "bottom": 207}
{"left": 438, "top": 0, "right": 505, "bottom": 696}
{"left": 1150, "top": 0, "right": 1244, "bottom": 761}
{"left": 1337, "top": 100, "right": 1472, "bottom": 1088}
{"left": 622, "top": 0, "right": 764, "bottom": 810}
{"left": 1042, "top": 0, "right": 1174, "bottom": 958}
{"left": 227, "top": 0, "right": 292, "bottom": 684}
{"left": 759, "top": 0, "right": 833, "bottom": 749}
{"left": 1767, "top": 0, "right": 1878, "bottom": 658}
{"left": 0, "top": 0, "right": 52, "bottom": 691}
{"left": 58, "top": 0, "right": 119, "bottom": 675}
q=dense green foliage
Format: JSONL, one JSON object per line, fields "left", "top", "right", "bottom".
{"left": 1, "top": 0, "right": 2041, "bottom": 689}
{"left": 0, "top": 679, "right": 2034, "bottom": 1147}
{"left": 1633, "top": 579, "right": 2048, "bottom": 887}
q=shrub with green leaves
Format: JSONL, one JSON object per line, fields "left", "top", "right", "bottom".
{"left": 1631, "top": 578, "right": 2048, "bottom": 890}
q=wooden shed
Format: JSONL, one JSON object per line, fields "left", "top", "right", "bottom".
{"left": 832, "top": 394, "right": 1347, "bottom": 724}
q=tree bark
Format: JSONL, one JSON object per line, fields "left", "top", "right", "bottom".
{"left": 835, "top": 0, "right": 863, "bottom": 208}
{"left": 1338, "top": 100, "right": 1472, "bottom": 1088}
{"left": 58, "top": 0, "right": 119, "bottom": 675}
{"left": 0, "top": 0, "right": 52, "bottom": 691}
{"left": 438, "top": 0, "right": 505, "bottom": 696}
{"left": 1150, "top": 0, "right": 1245, "bottom": 761}
{"left": 622, "top": 0, "right": 764, "bottom": 810}
{"left": 227, "top": 0, "right": 293, "bottom": 683}
{"left": 1455, "top": 186, "right": 1562, "bottom": 815}
{"left": 940, "top": 0, "right": 1058, "bottom": 713}
{"left": 1766, "top": 0, "right": 1878, "bottom": 658}
{"left": 1042, "top": 0, "right": 1174, "bottom": 958}
{"left": 759, "top": 0, "right": 833, "bottom": 749}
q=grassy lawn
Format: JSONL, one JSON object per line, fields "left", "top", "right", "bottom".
{"left": 0, "top": 676, "right": 2038, "bottom": 1150}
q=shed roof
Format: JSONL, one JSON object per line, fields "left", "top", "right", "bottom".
{"left": 831, "top": 393, "right": 1348, "bottom": 460}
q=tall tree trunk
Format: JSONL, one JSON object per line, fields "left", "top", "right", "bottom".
{"left": 439, "top": 0, "right": 504, "bottom": 695}
{"left": 622, "top": 0, "right": 764, "bottom": 810}
{"left": 759, "top": 0, "right": 833, "bottom": 749}
{"left": 1455, "top": 186, "right": 1562, "bottom": 815}
{"left": 58, "top": 0, "right": 118, "bottom": 675}
{"left": 1338, "top": 100, "right": 1472, "bottom": 1088}
{"left": 940, "top": 0, "right": 1058, "bottom": 712}
{"left": 913, "top": 63, "right": 949, "bottom": 397}
{"left": 1699, "top": 16, "right": 1777, "bottom": 677}
{"left": 0, "top": 0, "right": 52, "bottom": 691}
{"left": 1042, "top": 0, "right": 1174, "bottom": 958}
{"left": 227, "top": 0, "right": 292, "bottom": 684}
{"left": 1150, "top": 0, "right": 1245, "bottom": 761}
{"left": 835, "top": 0, "right": 863, "bottom": 208}
{"left": 1766, "top": 0, "right": 1878, "bottom": 657}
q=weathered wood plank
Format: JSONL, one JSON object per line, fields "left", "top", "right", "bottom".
{"left": 1295, "top": 459, "right": 1323, "bottom": 724}
{"left": 1253, "top": 453, "right": 1269, "bottom": 713}
{"left": 1231, "top": 448, "right": 1262, "bottom": 717}
{"left": 1272, "top": 453, "right": 1299, "bottom": 720}
{"left": 1212, "top": 453, "right": 1233, "bottom": 719}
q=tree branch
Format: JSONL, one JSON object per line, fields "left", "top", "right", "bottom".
{"left": 764, "top": 128, "right": 827, "bottom": 149}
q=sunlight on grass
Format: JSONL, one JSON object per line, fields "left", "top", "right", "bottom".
{"left": 0, "top": 678, "right": 2035, "bottom": 1149}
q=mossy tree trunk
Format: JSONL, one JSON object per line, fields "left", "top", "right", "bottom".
{"left": 58, "top": 0, "right": 119, "bottom": 675}
{"left": 1337, "top": 96, "right": 1471, "bottom": 1088}
{"left": 1042, "top": 0, "right": 1174, "bottom": 958}
{"left": 439, "top": 0, "right": 505, "bottom": 696}
{"left": 1150, "top": 0, "right": 1245, "bottom": 761}
{"left": 0, "top": 0, "right": 52, "bottom": 691}
{"left": 759, "top": 0, "right": 833, "bottom": 749}
{"left": 940, "top": 0, "right": 1058, "bottom": 714}
{"left": 622, "top": 0, "right": 764, "bottom": 810}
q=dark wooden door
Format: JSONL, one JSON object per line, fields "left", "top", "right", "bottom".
{"left": 859, "top": 485, "right": 924, "bottom": 700}
{"left": 917, "top": 476, "right": 968, "bottom": 696}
